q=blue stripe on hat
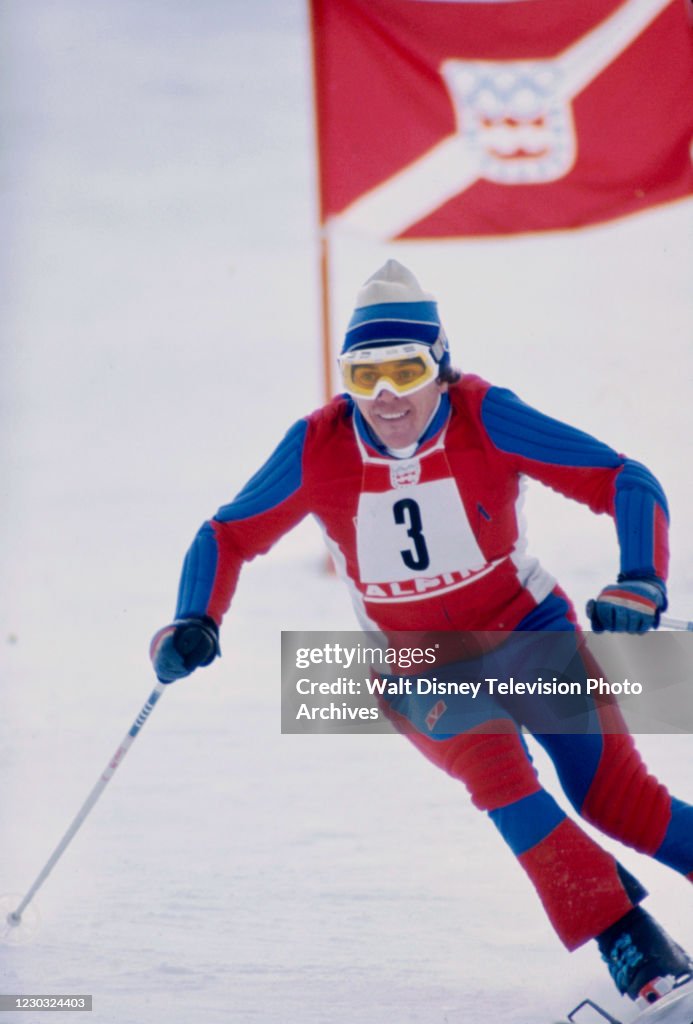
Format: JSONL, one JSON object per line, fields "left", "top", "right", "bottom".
{"left": 348, "top": 300, "right": 439, "bottom": 326}
{"left": 344, "top": 319, "right": 441, "bottom": 350}
{"left": 343, "top": 300, "right": 442, "bottom": 354}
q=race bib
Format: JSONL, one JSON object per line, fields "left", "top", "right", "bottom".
{"left": 356, "top": 477, "right": 486, "bottom": 584}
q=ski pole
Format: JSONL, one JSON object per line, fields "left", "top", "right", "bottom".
{"left": 6, "top": 680, "right": 168, "bottom": 929}
{"left": 659, "top": 614, "right": 693, "bottom": 631}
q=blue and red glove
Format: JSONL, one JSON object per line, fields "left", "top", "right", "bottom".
{"left": 586, "top": 578, "right": 666, "bottom": 634}
{"left": 150, "top": 616, "right": 220, "bottom": 683}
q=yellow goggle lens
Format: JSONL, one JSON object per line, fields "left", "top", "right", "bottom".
{"left": 342, "top": 356, "right": 434, "bottom": 397}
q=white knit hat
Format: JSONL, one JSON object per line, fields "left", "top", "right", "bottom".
{"left": 341, "top": 260, "right": 450, "bottom": 368}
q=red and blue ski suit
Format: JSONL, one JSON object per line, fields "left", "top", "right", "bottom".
{"left": 173, "top": 375, "right": 693, "bottom": 949}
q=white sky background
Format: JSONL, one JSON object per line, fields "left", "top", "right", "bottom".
{"left": 0, "top": 3, "right": 691, "bottom": 1023}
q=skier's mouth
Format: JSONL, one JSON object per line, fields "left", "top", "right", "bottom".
{"left": 376, "top": 409, "right": 409, "bottom": 421}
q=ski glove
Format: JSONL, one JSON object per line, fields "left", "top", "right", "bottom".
{"left": 150, "top": 616, "right": 220, "bottom": 683}
{"left": 586, "top": 578, "right": 666, "bottom": 634}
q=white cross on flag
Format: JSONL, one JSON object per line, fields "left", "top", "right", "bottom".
{"left": 310, "top": 0, "right": 693, "bottom": 238}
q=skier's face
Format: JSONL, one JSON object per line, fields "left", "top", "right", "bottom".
{"left": 354, "top": 378, "right": 447, "bottom": 450}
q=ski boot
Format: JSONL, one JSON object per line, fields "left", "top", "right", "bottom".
{"left": 597, "top": 907, "right": 692, "bottom": 1007}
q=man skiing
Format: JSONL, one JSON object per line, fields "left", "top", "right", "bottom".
{"left": 151, "top": 260, "right": 692, "bottom": 1011}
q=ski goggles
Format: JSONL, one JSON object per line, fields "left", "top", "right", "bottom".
{"left": 338, "top": 343, "right": 438, "bottom": 399}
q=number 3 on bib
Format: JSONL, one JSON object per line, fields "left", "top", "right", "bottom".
{"left": 393, "top": 498, "right": 430, "bottom": 571}
{"left": 355, "top": 478, "right": 487, "bottom": 585}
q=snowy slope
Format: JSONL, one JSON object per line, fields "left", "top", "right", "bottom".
{"left": 1, "top": 3, "right": 691, "bottom": 1023}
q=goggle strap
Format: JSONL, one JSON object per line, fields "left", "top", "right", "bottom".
{"left": 431, "top": 333, "right": 446, "bottom": 363}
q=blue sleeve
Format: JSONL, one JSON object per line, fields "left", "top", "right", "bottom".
{"left": 480, "top": 386, "right": 622, "bottom": 468}
{"left": 175, "top": 418, "right": 309, "bottom": 619}
{"left": 480, "top": 387, "right": 669, "bottom": 581}
{"left": 215, "top": 418, "right": 308, "bottom": 523}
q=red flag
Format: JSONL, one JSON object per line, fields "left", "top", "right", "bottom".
{"left": 309, "top": 0, "right": 693, "bottom": 238}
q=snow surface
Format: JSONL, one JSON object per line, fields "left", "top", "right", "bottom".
{"left": 1, "top": 2, "right": 691, "bottom": 1023}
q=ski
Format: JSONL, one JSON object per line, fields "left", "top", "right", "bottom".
{"left": 563, "top": 979, "right": 693, "bottom": 1024}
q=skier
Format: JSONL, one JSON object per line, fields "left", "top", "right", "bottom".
{"left": 151, "top": 260, "right": 692, "bottom": 1010}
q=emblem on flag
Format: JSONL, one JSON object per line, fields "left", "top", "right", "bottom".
{"left": 441, "top": 60, "right": 576, "bottom": 184}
